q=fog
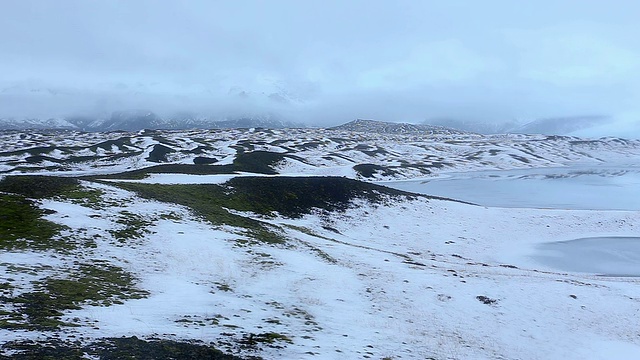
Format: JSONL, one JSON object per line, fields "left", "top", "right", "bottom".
{"left": 1, "top": 0, "right": 639, "bottom": 133}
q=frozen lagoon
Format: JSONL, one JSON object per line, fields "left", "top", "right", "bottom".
{"left": 382, "top": 164, "right": 640, "bottom": 211}
{"left": 383, "top": 164, "right": 640, "bottom": 276}
{"left": 533, "top": 237, "right": 640, "bottom": 276}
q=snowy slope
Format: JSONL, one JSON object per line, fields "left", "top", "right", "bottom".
{"left": 1, "top": 128, "right": 639, "bottom": 180}
{"left": 1, "top": 128, "right": 640, "bottom": 359}
{"left": 1, "top": 179, "right": 639, "bottom": 359}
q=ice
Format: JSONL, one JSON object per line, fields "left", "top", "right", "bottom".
{"left": 532, "top": 237, "right": 640, "bottom": 276}
{"left": 383, "top": 164, "right": 640, "bottom": 210}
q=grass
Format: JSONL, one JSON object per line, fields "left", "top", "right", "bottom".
{"left": 0, "top": 175, "right": 108, "bottom": 208}
{"left": 88, "top": 150, "right": 289, "bottom": 180}
{"left": 1, "top": 262, "right": 149, "bottom": 330}
{"left": 0, "top": 194, "right": 68, "bottom": 251}
{"left": 231, "top": 150, "right": 285, "bottom": 175}
{"left": 0, "top": 176, "right": 115, "bottom": 250}
{"left": 112, "top": 181, "right": 286, "bottom": 244}
{"left": 108, "top": 211, "right": 153, "bottom": 243}
{"left": 0, "top": 176, "right": 79, "bottom": 199}
{"left": 221, "top": 176, "right": 415, "bottom": 217}
{"left": 112, "top": 176, "right": 417, "bottom": 244}
{"left": 0, "top": 336, "right": 244, "bottom": 360}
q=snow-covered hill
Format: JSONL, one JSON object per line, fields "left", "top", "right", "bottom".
{"left": 0, "top": 125, "right": 638, "bottom": 180}
{"left": 1, "top": 128, "right": 640, "bottom": 359}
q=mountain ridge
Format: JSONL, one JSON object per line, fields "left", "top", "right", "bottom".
{"left": 0, "top": 111, "right": 303, "bottom": 132}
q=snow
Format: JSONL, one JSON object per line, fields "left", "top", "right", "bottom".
{"left": 3, "top": 128, "right": 640, "bottom": 180}
{"left": 2, "top": 180, "right": 638, "bottom": 359}
{"left": 2, "top": 129, "right": 640, "bottom": 359}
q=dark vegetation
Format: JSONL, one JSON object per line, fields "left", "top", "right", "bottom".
{"left": 353, "top": 163, "right": 398, "bottom": 178}
{"left": 0, "top": 175, "right": 106, "bottom": 208}
{"left": 113, "top": 176, "right": 418, "bottom": 243}
{"left": 108, "top": 211, "right": 153, "bottom": 243}
{"left": 232, "top": 151, "right": 285, "bottom": 175}
{"left": 0, "top": 336, "right": 245, "bottom": 360}
{"left": 146, "top": 144, "right": 175, "bottom": 162}
{"left": 90, "top": 150, "right": 288, "bottom": 180}
{"left": 90, "top": 164, "right": 235, "bottom": 180}
{"left": 476, "top": 295, "right": 499, "bottom": 305}
{"left": 113, "top": 181, "right": 285, "bottom": 244}
{"left": 222, "top": 177, "right": 414, "bottom": 217}
{"left": 0, "top": 176, "right": 79, "bottom": 199}
{"left": 0, "top": 176, "right": 106, "bottom": 250}
{"left": 1, "top": 262, "right": 149, "bottom": 330}
{"left": 0, "top": 194, "right": 67, "bottom": 251}
{"left": 0, "top": 175, "right": 148, "bottom": 331}
{"left": 193, "top": 156, "right": 219, "bottom": 164}
{"left": 116, "top": 176, "right": 415, "bottom": 218}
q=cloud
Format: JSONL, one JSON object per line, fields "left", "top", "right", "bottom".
{"left": 507, "top": 26, "right": 640, "bottom": 86}
{"left": 0, "top": 0, "right": 639, "bottom": 132}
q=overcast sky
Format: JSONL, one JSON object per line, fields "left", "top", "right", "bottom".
{"left": 1, "top": 0, "right": 639, "bottom": 128}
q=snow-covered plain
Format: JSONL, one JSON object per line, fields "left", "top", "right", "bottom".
{"left": 1, "top": 128, "right": 640, "bottom": 359}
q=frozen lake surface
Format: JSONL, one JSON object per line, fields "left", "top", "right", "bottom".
{"left": 532, "top": 237, "right": 640, "bottom": 276}
{"left": 382, "top": 165, "right": 640, "bottom": 210}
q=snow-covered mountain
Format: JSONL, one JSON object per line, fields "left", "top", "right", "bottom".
{"left": 511, "top": 115, "right": 612, "bottom": 135}
{"left": 0, "top": 78, "right": 312, "bottom": 131}
{"left": 0, "top": 117, "right": 77, "bottom": 130}
{"left": 332, "top": 118, "right": 468, "bottom": 135}
{"left": 423, "top": 118, "right": 519, "bottom": 134}
{"left": 424, "top": 115, "right": 620, "bottom": 137}
{"left": 1, "top": 112, "right": 304, "bottom": 132}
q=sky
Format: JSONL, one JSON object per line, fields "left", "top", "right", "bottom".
{"left": 1, "top": 0, "right": 639, "bottom": 132}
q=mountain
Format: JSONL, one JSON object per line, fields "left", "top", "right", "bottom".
{"left": 66, "top": 110, "right": 164, "bottom": 132}
{"left": 0, "top": 117, "right": 76, "bottom": 130}
{"left": 331, "top": 119, "right": 468, "bottom": 135}
{"left": 423, "top": 118, "right": 520, "bottom": 134}
{"left": 2, "top": 111, "right": 304, "bottom": 132}
{"left": 424, "top": 115, "right": 616, "bottom": 137}
{"left": 205, "top": 114, "right": 301, "bottom": 129}
{"left": 511, "top": 115, "right": 611, "bottom": 135}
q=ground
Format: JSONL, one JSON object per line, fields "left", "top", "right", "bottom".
{"left": 1, "top": 129, "right": 640, "bottom": 359}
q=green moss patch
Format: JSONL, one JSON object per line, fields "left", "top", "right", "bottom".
{"left": 90, "top": 150, "right": 290, "bottom": 180}
{"left": 112, "top": 181, "right": 285, "bottom": 244}
{"left": 90, "top": 164, "right": 237, "bottom": 180}
{"left": 58, "top": 187, "right": 108, "bottom": 209}
{"left": 1, "top": 262, "right": 148, "bottom": 330}
{"left": 0, "top": 336, "right": 244, "bottom": 360}
{"left": 221, "top": 177, "right": 414, "bottom": 218}
{"left": 0, "top": 194, "right": 68, "bottom": 251}
{"left": 0, "top": 176, "right": 79, "bottom": 199}
{"left": 111, "top": 176, "right": 418, "bottom": 245}
{"left": 231, "top": 151, "right": 285, "bottom": 175}
{"left": 108, "top": 211, "right": 154, "bottom": 243}
{"left": 0, "top": 175, "right": 107, "bottom": 207}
